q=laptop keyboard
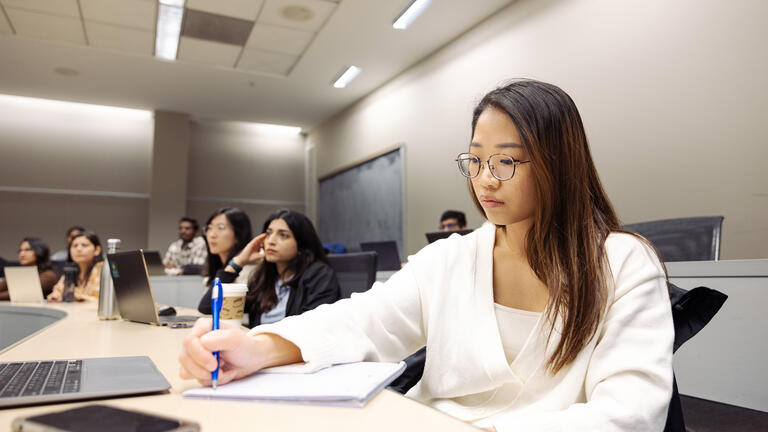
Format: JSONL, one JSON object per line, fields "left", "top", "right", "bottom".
{"left": 0, "top": 360, "right": 82, "bottom": 398}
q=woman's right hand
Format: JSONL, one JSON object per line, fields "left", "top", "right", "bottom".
{"left": 47, "top": 284, "right": 62, "bottom": 302}
{"left": 234, "top": 233, "right": 267, "bottom": 266}
{"left": 178, "top": 318, "right": 303, "bottom": 387}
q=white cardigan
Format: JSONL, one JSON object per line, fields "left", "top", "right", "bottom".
{"left": 251, "top": 222, "right": 674, "bottom": 431}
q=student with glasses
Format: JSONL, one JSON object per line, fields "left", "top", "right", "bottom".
{"left": 179, "top": 80, "right": 673, "bottom": 432}
{"left": 439, "top": 210, "right": 467, "bottom": 232}
{"left": 197, "top": 208, "right": 255, "bottom": 296}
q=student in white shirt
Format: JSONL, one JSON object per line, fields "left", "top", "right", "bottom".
{"left": 178, "top": 79, "right": 674, "bottom": 431}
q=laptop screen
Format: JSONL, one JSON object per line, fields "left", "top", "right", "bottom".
{"left": 108, "top": 251, "right": 160, "bottom": 324}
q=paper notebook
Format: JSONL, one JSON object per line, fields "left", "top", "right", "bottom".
{"left": 183, "top": 361, "right": 406, "bottom": 408}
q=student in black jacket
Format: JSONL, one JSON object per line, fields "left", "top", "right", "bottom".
{"left": 199, "top": 209, "right": 340, "bottom": 328}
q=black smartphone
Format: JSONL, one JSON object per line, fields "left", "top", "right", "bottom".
{"left": 12, "top": 404, "right": 199, "bottom": 432}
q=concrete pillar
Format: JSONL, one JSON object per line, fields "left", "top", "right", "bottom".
{"left": 147, "top": 111, "right": 190, "bottom": 253}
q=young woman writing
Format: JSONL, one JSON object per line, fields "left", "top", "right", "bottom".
{"left": 179, "top": 80, "right": 673, "bottom": 431}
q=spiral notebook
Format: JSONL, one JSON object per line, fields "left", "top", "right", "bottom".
{"left": 183, "top": 361, "right": 406, "bottom": 408}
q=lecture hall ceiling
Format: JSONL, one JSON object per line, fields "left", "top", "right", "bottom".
{"left": 0, "top": 0, "right": 514, "bottom": 129}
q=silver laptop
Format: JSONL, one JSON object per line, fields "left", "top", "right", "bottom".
{"left": 143, "top": 250, "right": 167, "bottom": 276}
{"left": 0, "top": 356, "right": 170, "bottom": 408}
{"left": 4, "top": 266, "right": 45, "bottom": 304}
{"left": 108, "top": 250, "right": 198, "bottom": 326}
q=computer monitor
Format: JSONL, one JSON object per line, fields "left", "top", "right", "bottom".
{"left": 359, "top": 241, "right": 401, "bottom": 271}
{"left": 425, "top": 229, "right": 474, "bottom": 244}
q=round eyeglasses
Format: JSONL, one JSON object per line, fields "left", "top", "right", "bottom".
{"left": 455, "top": 152, "right": 531, "bottom": 181}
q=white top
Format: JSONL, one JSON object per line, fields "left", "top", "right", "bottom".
{"left": 251, "top": 222, "right": 674, "bottom": 431}
{"left": 493, "top": 303, "right": 541, "bottom": 364}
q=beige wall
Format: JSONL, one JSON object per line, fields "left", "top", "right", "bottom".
{"left": 185, "top": 120, "right": 305, "bottom": 236}
{"left": 0, "top": 95, "right": 153, "bottom": 258}
{"left": 0, "top": 100, "right": 306, "bottom": 260}
{"left": 307, "top": 0, "right": 768, "bottom": 259}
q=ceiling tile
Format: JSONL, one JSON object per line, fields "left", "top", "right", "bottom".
{"left": 246, "top": 23, "right": 313, "bottom": 56}
{"left": 79, "top": 0, "right": 156, "bottom": 31}
{"left": 257, "top": 0, "right": 337, "bottom": 32}
{"left": 237, "top": 49, "right": 297, "bottom": 75}
{"left": 5, "top": 7, "right": 85, "bottom": 44}
{"left": 0, "top": 0, "right": 80, "bottom": 18}
{"left": 177, "top": 36, "right": 242, "bottom": 67}
{"left": 85, "top": 21, "right": 153, "bottom": 55}
{"left": 186, "top": 0, "right": 264, "bottom": 20}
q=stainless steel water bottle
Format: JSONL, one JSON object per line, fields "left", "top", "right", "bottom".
{"left": 97, "top": 238, "right": 121, "bottom": 320}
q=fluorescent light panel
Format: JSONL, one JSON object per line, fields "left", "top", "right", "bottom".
{"left": 249, "top": 122, "right": 302, "bottom": 136}
{"left": 332, "top": 66, "right": 362, "bottom": 89}
{"left": 155, "top": 1, "right": 185, "bottom": 60}
{"left": 393, "top": 0, "right": 432, "bottom": 30}
{"left": 0, "top": 94, "right": 151, "bottom": 119}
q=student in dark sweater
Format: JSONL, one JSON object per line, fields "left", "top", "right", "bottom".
{"left": 199, "top": 209, "right": 340, "bottom": 328}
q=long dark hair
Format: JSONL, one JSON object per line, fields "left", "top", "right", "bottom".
{"left": 469, "top": 79, "right": 627, "bottom": 374}
{"left": 204, "top": 207, "right": 252, "bottom": 286}
{"left": 68, "top": 232, "right": 101, "bottom": 283}
{"left": 20, "top": 237, "right": 52, "bottom": 272}
{"left": 247, "top": 209, "right": 328, "bottom": 315}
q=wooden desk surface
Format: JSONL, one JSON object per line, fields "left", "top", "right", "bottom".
{"left": 0, "top": 302, "right": 477, "bottom": 431}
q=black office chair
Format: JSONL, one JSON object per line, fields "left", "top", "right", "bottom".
{"left": 327, "top": 252, "right": 378, "bottom": 299}
{"left": 622, "top": 216, "right": 724, "bottom": 262}
{"left": 389, "top": 282, "right": 728, "bottom": 432}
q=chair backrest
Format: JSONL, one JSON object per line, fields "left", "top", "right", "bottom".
{"left": 327, "top": 251, "right": 378, "bottom": 299}
{"left": 622, "top": 216, "right": 724, "bottom": 262}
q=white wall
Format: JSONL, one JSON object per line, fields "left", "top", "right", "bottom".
{"left": 307, "top": 0, "right": 768, "bottom": 259}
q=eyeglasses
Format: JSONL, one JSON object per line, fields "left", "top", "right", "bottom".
{"left": 203, "top": 224, "right": 230, "bottom": 235}
{"left": 455, "top": 152, "right": 531, "bottom": 181}
{"left": 439, "top": 222, "right": 459, "bottom": 230}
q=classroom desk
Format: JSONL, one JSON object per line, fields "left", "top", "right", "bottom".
{"left": 666, "top": 259, "right": 768, "bottom": 413}
{"left": 0, "top": 302, "right": 477, "bottom": 431}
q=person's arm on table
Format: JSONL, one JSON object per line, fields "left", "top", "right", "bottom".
{"left": 179, "top": 318, "right": 301, "bottom": 386}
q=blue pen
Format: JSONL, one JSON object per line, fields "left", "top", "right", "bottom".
{"left": 211, "top": 277, "right": 223, "bottom": 389}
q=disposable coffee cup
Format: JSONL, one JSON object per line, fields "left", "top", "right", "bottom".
{"left": 220, "top": 283, "right": 248, "bottom": 328}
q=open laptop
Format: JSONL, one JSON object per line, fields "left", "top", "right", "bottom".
{"left": 425, "top": 229, "right": 474, "bottom": 244}
{"left": 108, "top": 250, "right": 198, "bottom": 326}
{"left": 0, "top": 356, "right": 170, "bottom": 408}
{"left": 4, "top": 266, "right": 45, "bottom": 303}
{"left": 142, "top": 250, "right": 167, "bottom": 276}
{"left": 359, "top": 241, "right": 401, "bottom": 271}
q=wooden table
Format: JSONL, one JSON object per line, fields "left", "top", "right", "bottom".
{"left": 0, "top": 301, "right": 477, "bottom": 431}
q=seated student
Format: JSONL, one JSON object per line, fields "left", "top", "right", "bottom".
{"left": 164, "top": 217, "right": 207, "bottom": 275}
{"left": 439, "top": 210, "right": 467, "bottom": 232}
{"left": 0, "top": 237, "right": 58, "bottom": 300}
{"left": 199, "top": 209, "right": 340, "bottom": 328}
{"left": 50, "top": 226, "right": 85, "bottom": 262}
{"left": 179, "top": 80, "right": 673, "bottom": 431}
{"left": 197, "top": 207, "right": 255, "bottom": 295}
{"left": 48, "top": 232, "right": 103, "bottom": 302}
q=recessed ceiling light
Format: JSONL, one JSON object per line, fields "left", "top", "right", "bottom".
{"left": 53, "top": 67, "right": 79, "bottom": 77}
{"left": 332, "top": 66, "right": 362, "bottom": 89}
{"left": 155, "top": 0, "right": 186, "bottom": 60}
{"left": 393, "top": 0, "right": 432, "bottom": 30}
{"left": 281, "top": 5, "right": 314, "bottom": 22}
